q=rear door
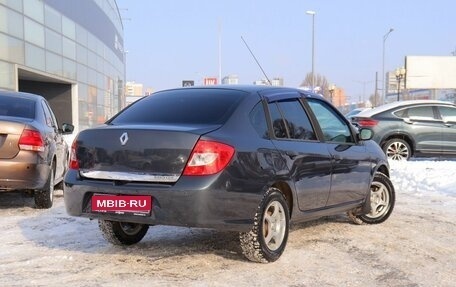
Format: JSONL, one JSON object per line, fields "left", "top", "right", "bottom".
{"left": 267, "top": 96, "right": 332, "bottom": 211}
{"left": 398, "top": 105, "right": 445, "bottom": 153}
{"left": 41, "top": 99, "right": 66, "bottom": 179}
{"left": 437, "top": 105, "right": 456, "bottom": 154}
{"left": 306, "top": 99, "right": 372, "bottom": 207}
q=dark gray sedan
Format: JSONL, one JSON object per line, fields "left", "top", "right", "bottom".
{"left": 64, "top": 86, "right": 394, "bottom": 263}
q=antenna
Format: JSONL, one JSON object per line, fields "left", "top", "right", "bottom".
{"left": 241, "top": 36, "right": 271, "bottom": 85}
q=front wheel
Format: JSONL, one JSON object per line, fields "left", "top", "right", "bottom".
{"left": 349, "top": 172, "right": 395, "bottom": 225}
{"left": 383, "top": 138, "right": 411, "bottom": 161}
{"left": 239, "top": 188, "right": 290, "bottom": 263}
{"left": 98, "top": 220, "right": 149, "bottom": 245}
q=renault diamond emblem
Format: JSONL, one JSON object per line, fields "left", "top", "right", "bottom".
{"left": 120, "top": 132, "right": 129, "bottom": 146}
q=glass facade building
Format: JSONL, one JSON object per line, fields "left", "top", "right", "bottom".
{"left": 0, "top": 0, "right": 125, "bottom": 131}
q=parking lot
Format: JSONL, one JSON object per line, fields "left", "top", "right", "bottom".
{"left": 1, "top": 160, "right": 455, "bottom": 287}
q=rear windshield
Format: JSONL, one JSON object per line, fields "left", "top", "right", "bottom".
{"left": 110, "top": 89, "right": 247, "bottom": 125}
{"left": 0, "top": 96, "right": 35, "bottom": 119}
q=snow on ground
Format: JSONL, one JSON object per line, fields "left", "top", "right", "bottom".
{"left": 0, "top": 160, "right": 455, "bottom": 286}
{"left": 389, "top": 159, "right": 456, "bottom": 198}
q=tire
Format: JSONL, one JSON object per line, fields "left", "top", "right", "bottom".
{"left": 34, "top": 163, "right": 55, "bottom": 209}
{"left": 239, "top": 188, "right": 290, "bottom": 263}
{"left": 383, "top": 138, "right": 411, "bottom": 161}
{"left": 349, "top": 172, "right": 395, "bottom": 225}
{"left": 98, "top": 220, "right": 149, "bottom": 245}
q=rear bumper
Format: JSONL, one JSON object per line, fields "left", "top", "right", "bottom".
{"left": 64, "top": 169, "right": 262, "bottom": 232}
{"left": 0, "top": 153, "right": 49, "bottom": 191}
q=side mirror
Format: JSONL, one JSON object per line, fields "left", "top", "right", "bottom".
{"left": 62, "top": 123, "right": 74, "bottom": 134}
{"left": 358, "top": 128, "right": 373, "bottom": 141}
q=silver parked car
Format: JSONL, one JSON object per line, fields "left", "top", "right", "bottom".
{"left": 352, "top": 100, "right": 456, "bottom": 160}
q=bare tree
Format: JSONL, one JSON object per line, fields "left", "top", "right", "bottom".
{"left": 300, "top": 72, "right": 331, "bottom": 100}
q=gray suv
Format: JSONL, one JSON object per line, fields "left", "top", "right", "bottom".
{"left": 352, "top": 100, "right": 456, "bottom": 160}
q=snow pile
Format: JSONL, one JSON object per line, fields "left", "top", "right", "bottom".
{"left": 389, "top": 159, "right": 456, "bottom": 197}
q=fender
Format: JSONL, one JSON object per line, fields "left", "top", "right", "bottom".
{"left": 380, "top": 131, "right": 415, "bottom": 150}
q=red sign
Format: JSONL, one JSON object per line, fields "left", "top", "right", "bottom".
{"left": 91, "top": 195, "right": 152, "bottom": 215}
{"left": 203, "top": 77, "right": 217, "bottom": 85}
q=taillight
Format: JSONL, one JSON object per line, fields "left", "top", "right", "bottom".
{"left": 357, "top": 118, "right": 379, "bottom": 127}
{"left": 69, "top": 140, "right": 79, "bottom": 170}
{"left": 183, "top": 140, "right": 235, "bottom": 176}
{"left": 18, "top": 129, "right": 44, "bottom": 152}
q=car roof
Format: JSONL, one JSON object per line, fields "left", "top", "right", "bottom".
{"left": 358, "top": 100, "right": 455, "bottom": 117}
{"left": 153, "top": 85, "right": 324, "bottom": 101}
{"left": 0, "top": 90, "right": 43, "bottom": 101}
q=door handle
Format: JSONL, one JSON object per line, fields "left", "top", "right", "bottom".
{"left": 403, "top": 118, "right": 413, "bottom": 124}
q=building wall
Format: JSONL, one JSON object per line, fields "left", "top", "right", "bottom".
{"left": 0, "top": 0, "right": 125, "bottom": 131}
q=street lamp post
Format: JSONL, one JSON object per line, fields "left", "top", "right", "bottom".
{"left": 382, "top": 28, "right": 394, "bottom": 103}
{"left": 395, "top": 67, "right": 406, "bottom": 101}
{"left": 328, "top": 84, "right": 336, "bottom": 104}
{"left": 306, "top": 10, "right": 316, "bottom": 91}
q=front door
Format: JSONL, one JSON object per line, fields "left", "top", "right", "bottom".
{"left": 306, "top": 99, "right": 372, "bottom": 206}
{"left": 437, "top": 105, "right": 456, "bottom": 154}
{"left": 268, "top": 99, "right": 332, "bottom": 211}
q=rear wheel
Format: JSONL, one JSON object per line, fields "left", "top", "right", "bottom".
{"left": 349, "top": 172, "right": 395, "bottom": 225}
{"left": 383, "top": 138, "right": 411, "bottom": 160}
{"left": 98, "top": 220, "right": 149, "bottom": 245}
{"left": 34, "top": 163, "right": 55, "bottom": 209}
{"left": 239, "top": 188, "right": 290, "bottom": 263}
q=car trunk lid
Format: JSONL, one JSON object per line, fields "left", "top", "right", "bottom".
{"left": 0, "top": 119, "right": 26, "bottom": 159}
{"left": 73, "top": 124, "right": 220, "bottom": 183}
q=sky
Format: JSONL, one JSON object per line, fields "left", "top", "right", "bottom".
{"left": 116, "top": 0, "right": 456, "bottom": 102}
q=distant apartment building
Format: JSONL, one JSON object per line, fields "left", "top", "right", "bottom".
{"left": 253, "top": 79, "right": 269, "bottom": 86}
{"left": 271, "top": 77, "right": 284, "bottom": 86}
{"left": 125, "top": 81, "right": 143, "bottom": 96}
{"left": 253, "top": 77, "right": 284, "bottom": 86}
{"left": 125, "top": 81, "right": 144, "bottom": 105}
{"left": 331, "top": 87, "right": 347, "bottom": 108}
{"left": 222, "top": 74, "right": 239, "bottom": 85}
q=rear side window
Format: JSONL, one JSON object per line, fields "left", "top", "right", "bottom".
{"left": 249, "top": 102, "right": 268, "bottom": 139}
{"left": 269, "top": 102, "right": 288, "bottom": 139}
{"left": 110, "top": 89, "right": 246, "bottom": 125}
{"left": 41, "top": 100, "right": 58, "bottom": 128}
{"left": 394, "top": 106, "right": 435, "bottom": 120}
{"left": 276, "top": 100, "right": 316, "bottom": 140}
{"left": 0, "top": 96, "right": 35, "bottom": 119}
{"left": 268, "top": 99, "right": 316, "bottom": 141}
{"left": 404, "top": 106, "right": 435, "bottom": 120}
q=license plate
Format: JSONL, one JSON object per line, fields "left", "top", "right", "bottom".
{"left": 91, "top": 195, "right": 152, "bottom": 216}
